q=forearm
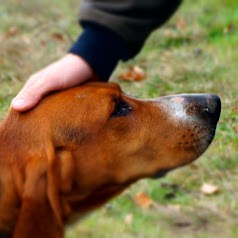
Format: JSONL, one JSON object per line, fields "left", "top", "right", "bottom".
{"left": 69, "top": 0, "right": 183, "bottom": 80}
{"left": 79, "top": 0, "right": 183, "bottom": 56}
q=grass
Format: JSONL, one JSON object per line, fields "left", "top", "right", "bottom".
{"left": 1, "top": 0, "right": 238, "bottom": 237}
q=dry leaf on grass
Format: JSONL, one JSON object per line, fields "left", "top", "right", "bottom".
{"left": 0, "top": 58, "right": 4, "bottom": 65}
{"left": 176, "top": 17, "right": 186, "bottom": 31}
{"left": 232, "top": 125, "right": 238, "bottom": 133}
{"left": 200, "top": 183, "right": 219, "bottom": 195}
{"left": 5, "top": 26, "right": 19, "bottom": 37}
{"left": 166, "top": 204, "right": 181, "bottom": 212}
{"left": 52, "top": 32, "right": 65, "bottom": 42}
{"left": 163, "top": 29, "right": 177, "bottom": 38}
{"left": 224, "top": 23, "right": 236, "bottom": 34}
{"left": 134, "top": 192, "right": 153, "bottom": 209}
{"left": 118, "top": 66, "right": 146, "bottom": 82}
{"left": 124, "top": 213, "right": 133, "bottom": 226}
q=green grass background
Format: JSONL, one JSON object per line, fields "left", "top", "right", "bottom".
{"left": 1, "top": 0, "right": 238, "bottom": 237}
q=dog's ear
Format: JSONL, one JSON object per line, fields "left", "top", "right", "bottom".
{"left": 47, "top": 146, "right": 76, "bottom": 221}
{"left": 13, "top": 152, "right": 64, "bottom": 238}
{"left": 12, "top": 141, "right": 76, "bottom": 238}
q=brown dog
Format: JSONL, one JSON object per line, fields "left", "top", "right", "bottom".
{"left": 0, "top": 82, "right": 220, "bottom": 238}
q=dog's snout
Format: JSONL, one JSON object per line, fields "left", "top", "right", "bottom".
{"left": 160, "top": 93, "right": 221, "bottom": 125}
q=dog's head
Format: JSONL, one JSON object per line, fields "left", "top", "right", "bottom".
{"left": 43, "top": 82, "right": 220, "bottom": 178}
{"left": 0, "top": 82, "right": 221, "bottom": 225}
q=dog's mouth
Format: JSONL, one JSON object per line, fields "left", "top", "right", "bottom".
{"left": 157, "top": 93, "right": 220, "bottom": 169}
{"left": 152, "top": 169, "right": 171, "bottom": 179}
{"left": 151, "top": 123, "right": 219, "bottom": 180}
{"left": 178, "top": 122, "right": 217, "bottom": 153}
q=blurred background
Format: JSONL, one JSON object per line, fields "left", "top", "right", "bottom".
{"left": 0, "top": 0, "right": 238, "bottom": 237}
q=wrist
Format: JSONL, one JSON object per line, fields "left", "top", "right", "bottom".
{"left": 68, "top": 23, "right": 131, "bottom": 81}
{"left": 64, "top": 53, "right": 93, "bottom": 80}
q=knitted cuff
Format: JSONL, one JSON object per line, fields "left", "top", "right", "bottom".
{"left": 69, "top": 23, "right": 131, "bottom": 81}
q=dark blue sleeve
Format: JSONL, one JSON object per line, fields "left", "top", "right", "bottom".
{"left": 69, "top": 23, "right": 131, "bottom": 81}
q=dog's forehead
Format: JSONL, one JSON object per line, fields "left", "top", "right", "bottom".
{"left": 70, "top": 82, "right": 123, "bottom": 99}
{"left": 85, "top": 82, "right": 122, "bottom": 91}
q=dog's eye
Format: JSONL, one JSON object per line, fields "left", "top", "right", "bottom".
{"left": 112, "top": 100, "right": 132, "bottom": 117}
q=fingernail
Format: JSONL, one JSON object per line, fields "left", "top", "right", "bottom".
{"left": 12, "top": 99, "right": 25, "bottom": 108}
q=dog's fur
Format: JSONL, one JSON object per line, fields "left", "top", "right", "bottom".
{"left": 0, "top": 82, "right": 220, "bottom": 238}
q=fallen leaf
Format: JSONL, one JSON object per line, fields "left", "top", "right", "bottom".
{"left": 124, "top": 213, "right": 133, "bottom": 226}
{"left": 200, "top": 183, "right": 219, "bottom": 195}
{"left": 232, "top": 106, "right": 238, "bottom": 113}
{"left": 176, "top": 17, "right": 186, "bottom": 31}
{"left": 224, "top": 23, "right": 236, "bottom": 34}
{"left": 232, "top": 125, "right": 238, "bottom": 133}
{"left": 5, "top": 26, "right": 19, "bottom": 37}
{"left": 134, "top": 192, "right": 153, "bottom": 208}
{"left": 52, "top": 32, "right": 64, "bottom": 42}
{"left": 166, "top": 204, "right": 181, "bottom": 212}
{"left": 163, "top": 29, "right": 177, "bottom": 39}
{"left": 22, "top": 36, "right": 31, "bottom": 45}
{"left": 118, "top": 66, "right": 146, "bottom": 82}
{"left": 0, "top": 58, "right": 4, "bottom": 65}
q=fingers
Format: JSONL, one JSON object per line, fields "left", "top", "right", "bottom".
{"left": 12, "top": 67, "right": 60, "bottom": 111}
{"left": 11, "top": 71, "right": 47, "bottom": 111}
{"left": 11, "top": 54, "right": 93, "bottom": 112}
{"left": 12, "top": 93, "right": 41, "bottom": 112}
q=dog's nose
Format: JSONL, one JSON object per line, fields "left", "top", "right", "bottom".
{"left": 205, "top": 94, "right": 221, "bottom": 124}
{"left": 162, "top": 94, "right": 221, "bottom": 125}
{"left": 183, "top": 94, "right": 221, "bottom": 124}
{"left": 179, "top": 94, "right": 221, "bottom": 124}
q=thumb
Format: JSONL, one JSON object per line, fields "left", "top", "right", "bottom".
{"left": 11, "top": 88, "right": 43, "bottom": 112}
{"left": 11, "top": 71, "right": 48, "bottom": 111}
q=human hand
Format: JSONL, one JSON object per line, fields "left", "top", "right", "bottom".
{"left": 11, "top": 53, "right": 94, "bottom": 112}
